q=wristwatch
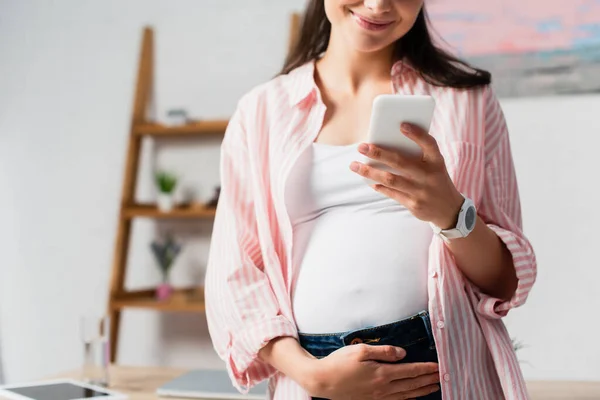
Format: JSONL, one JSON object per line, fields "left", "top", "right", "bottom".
{"left": 430, "top": 195, "right": 477, "bottom": 244}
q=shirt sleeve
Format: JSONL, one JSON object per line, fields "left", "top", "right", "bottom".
{"left": 204, "top": 101, "right": 298, "bottom": 392}
{"left": 472, "top": 85, "right": 538, "bottom": 319}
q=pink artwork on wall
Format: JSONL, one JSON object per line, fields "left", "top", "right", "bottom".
{"left": 426, "top": 0, "right": 600, "bottom": 96}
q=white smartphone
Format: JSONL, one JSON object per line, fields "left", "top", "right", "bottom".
{"left": 363, "top": 94, "right": 436, "bottom": 184}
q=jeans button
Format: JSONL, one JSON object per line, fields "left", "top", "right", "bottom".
{"left": 350, "top": 338, "right": 363, "bottom": 345}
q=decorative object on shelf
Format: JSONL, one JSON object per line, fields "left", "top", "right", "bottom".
{"left": 206, "top": 186, "right": 221, "bottom": 208}
{"left": 511, "top": 337, "right": 527, "bottom": 364}
{"left": 150, "top": 234, "right": 182, "bottom": 301}
{"left": 512, "top": 338, "right": 525, "bottom": 352}
{"left": 155, "top": 170, "right": 178, "bottom": 212}
{"left": 165, "top": 108, "right": 189, "bottom": 126}
{"left": 80, "top": 314, "right": 110, "bottom": 387}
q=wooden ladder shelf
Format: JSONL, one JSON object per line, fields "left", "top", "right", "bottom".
{"left": 106, "top": 26, "right": 226, "bottom": 363}
{"left": 108, "top": 14, "right": 301, "bottom": 363}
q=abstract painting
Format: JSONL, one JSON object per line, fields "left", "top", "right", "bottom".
{"left": 427, "top": 0, "right": 600, "bottom": 97}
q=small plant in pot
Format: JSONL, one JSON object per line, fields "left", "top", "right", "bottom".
{"left": 165, "top": 108, "right": 189, "bottom": 126}
{"left": 150, "top": 234, "right": 182, "bottom": 300}
{"left": 155, "top": 170, "right": 178, "bottom": 212}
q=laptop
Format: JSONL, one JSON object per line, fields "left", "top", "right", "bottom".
{"left": 156, "top": 370, "right": 268, "bottom": 400}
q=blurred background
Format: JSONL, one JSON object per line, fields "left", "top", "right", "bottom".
{"left": 0, "top": 0, "right": 599, "bottom": 390}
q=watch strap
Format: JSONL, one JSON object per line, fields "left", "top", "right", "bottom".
{"left": 440, "top": 228, "right": 464, "bottom": 240}
{"left": 429, "top": 223, "right": 462, "bottom": 244}
{"left": 430, "top": 195, "right": 475, "bottom": 243}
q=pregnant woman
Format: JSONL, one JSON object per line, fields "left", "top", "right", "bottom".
{"left": 205, "top": 0, "right": 537, "bottom": 399}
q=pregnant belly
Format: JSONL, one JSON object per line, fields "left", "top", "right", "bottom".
{"left": 291, "top": 213, "right": 433, "bottom": 334}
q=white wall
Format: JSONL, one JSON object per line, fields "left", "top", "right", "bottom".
{"left": 501, "top": 95, "right": 600, "bottom": 381}
{"left": 0, "top": 0, "right": 305, "bottom": 383}
{"left": 1, "top": 0, "right": 599, "bottom": 385}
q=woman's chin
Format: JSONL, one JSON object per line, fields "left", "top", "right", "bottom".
{"left": 347, "top": 39, "right": 394, "bottom": 56}
{"left": 342, "top": 30, "right": 395, "bottom": 54}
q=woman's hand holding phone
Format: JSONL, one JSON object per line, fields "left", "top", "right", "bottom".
{"left": 353, "top": 94, "right": 463, "bottom": 229}
{"left": 351, "top": 122, "right": 464, "bottom": 230}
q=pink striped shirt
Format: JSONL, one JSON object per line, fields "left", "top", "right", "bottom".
{"left": 205, "top": 60, "right": 537, "bottom": 400}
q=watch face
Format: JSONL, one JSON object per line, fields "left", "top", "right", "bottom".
{"left": 465, "top": 206, "right": 476, "bottom": 231}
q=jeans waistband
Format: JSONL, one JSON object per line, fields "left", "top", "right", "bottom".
{"left": 298, "top": 311, "right": 433, "bottom": 359}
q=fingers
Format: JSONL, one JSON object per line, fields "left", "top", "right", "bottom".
{"left": 387, "top": 362, "right": 439, "bottom": 380}
{"left": 379, "top": 370, "right": 440, "bottom": 399}
{"left": 358, "top": 142, "right": 418, "bottom": 168}
{"left": 358, "top": 344, "right": 406, "bottom": 362}
{"left": 391, "top": 371, "right": 440, "bottom": 388}
{"left": 382, "top": 383, "right": 440, "bottom": 400}
{"left": 400, "top": 123, "right": 441, "bottom": 162}
{"left": 357, "top": 143, "right": 423, "bottom": 177}
{"left": 350, "top": 162, "right": 416, "bottom": 193}
{"left": 371, "top": 183, "right": 411, "bottom": 206}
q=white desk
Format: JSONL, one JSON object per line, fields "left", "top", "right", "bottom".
{"left": 11, "top": 366, "right": 600, "bottom": 400}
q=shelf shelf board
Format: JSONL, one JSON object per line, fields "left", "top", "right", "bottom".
{"left": 110, "top": 287, "right": 205, "bottom": 312}
{"left": 134, "top": 120, "right": 229, "bottom": 137}
{"left": 123, "top": 203, "right": 217, "bottom": 219}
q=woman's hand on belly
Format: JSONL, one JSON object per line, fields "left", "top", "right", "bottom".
{"left": 310, "top": 344, "right": 440, "bottom": 400}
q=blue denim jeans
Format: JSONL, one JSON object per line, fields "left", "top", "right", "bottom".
{"left": 298, "top": 311, "right": 442, "bottom": 400}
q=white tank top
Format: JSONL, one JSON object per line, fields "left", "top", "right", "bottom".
{"left": 285, "top": 143, "right": 433, "bottom": 334}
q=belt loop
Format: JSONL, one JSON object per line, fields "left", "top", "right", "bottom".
{"left": 419, "top": 312, "right": 435, "bottom": 349}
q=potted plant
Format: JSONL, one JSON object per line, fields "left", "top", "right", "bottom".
{"left": 155, "top": 170, "right": 178, "bottom": 212}
{"left": 150, "top": 234, "right": 182, "bottom": 300}
{"left": 165, "top": 108, "right": 189, "bottom": 126}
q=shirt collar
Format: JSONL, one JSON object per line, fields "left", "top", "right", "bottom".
{"left": 287, "top": 61, "right": 318, "bottom": 107}
{"left": 287, "top": 58, "right": 416, "bottom": 107}
{"left": 391, "top": 58, "right": 415, "bottom": 76}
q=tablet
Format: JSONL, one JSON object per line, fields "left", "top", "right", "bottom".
{"left": 0, "top": 379, "right": 127, "bottom": 400}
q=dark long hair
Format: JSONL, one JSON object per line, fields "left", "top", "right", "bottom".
{"left": 281, "top": 2, "right": 491, "bottom": 89}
